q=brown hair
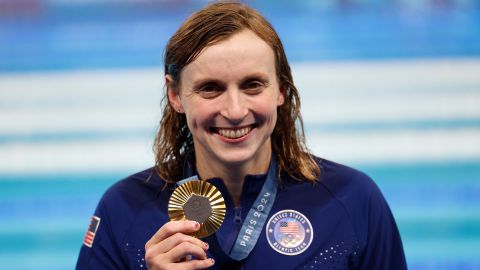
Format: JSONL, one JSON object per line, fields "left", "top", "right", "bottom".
{"left": 154, "top": 1, "right": 320, "bottom": 183}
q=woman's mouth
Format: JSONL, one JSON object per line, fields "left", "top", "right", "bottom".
{"left": 211, "top": 124, "right": 256, "bottom": 139}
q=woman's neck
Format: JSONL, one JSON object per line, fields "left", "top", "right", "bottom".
{"left": 195, "top": 151, "right": 271, "bottom": 207}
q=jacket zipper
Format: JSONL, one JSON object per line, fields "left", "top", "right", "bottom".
{"left": 234, "top": 207, "right": 242, "bottom": 223}
{"left": 233, "top": 207, "right": 246, "bottom": 269}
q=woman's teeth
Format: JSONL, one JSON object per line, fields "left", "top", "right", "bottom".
{"left": 217, "top": 127, "right": 252, "bottom": 139}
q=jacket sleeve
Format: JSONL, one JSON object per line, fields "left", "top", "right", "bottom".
{"left": 357, "top": 183, "right": 407, "bottom": 270}
{"left": 75, "top": 199, "right": 128, "bottom": 270}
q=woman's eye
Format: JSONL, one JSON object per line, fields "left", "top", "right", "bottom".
{"left": 247, "top": 82, "right": 261, "bottom": 89}
{"left": 196, "top": 83, "right": 223, "bottom": 98}
{"left": 243, "top": 80, "right": 265, "bottom": 93}
{"left": 201, "top": 84, "right": 219, "bottom": 92}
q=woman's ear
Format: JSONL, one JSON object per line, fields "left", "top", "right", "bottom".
{"left": 277, "top": 86, "right": 286, "bottom": 106}
{"left": 166, "top": 75, "right": 184, "bottom": 113}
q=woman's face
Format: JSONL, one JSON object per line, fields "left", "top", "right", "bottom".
{"left": 168, "top": 29, "right": 284, "bottom": 169}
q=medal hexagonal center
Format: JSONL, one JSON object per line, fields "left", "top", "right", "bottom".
{"left": 183, "top": 194, "right": 212, "bottom": 224}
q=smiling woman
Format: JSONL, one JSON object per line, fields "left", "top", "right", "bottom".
{"left": 75, "top": 2, "right": 407, "bottom": 270}
{"left": 157, "top": 3, "right": 320, "bottom": 189}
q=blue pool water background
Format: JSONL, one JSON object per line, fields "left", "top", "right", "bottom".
{"left": 1, "top": 0, "right": 480, "bottom": 72}
{"left": 1, "top": 0, "right": 480, "bottom": 269}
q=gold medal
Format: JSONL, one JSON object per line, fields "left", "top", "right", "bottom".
{"left": 168, "top": 180, "right": 226, "bottom": 238}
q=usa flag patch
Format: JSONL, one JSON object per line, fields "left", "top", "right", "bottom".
{"left": 83, "top": 216, "right": 101, "bottom": 248}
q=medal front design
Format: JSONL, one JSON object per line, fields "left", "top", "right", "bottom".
{"left": 168, "top": 179, "right": 226, "bottom": 238}
{"left": 266, "top": 210, "right": 313, "bottom": 255}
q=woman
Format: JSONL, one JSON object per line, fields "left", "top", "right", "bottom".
{"left": 76, "top": 2, "right": 407, "bottom": 269}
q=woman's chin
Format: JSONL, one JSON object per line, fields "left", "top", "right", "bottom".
{"left": 216, "top": 153, "right": 255, "bottom": 166}
{"left": 212, "top": 146, "right": 271, "bottom": 170}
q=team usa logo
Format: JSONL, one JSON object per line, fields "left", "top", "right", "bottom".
{"left": 266, "top": 210, "right": 313, "bottom": 255}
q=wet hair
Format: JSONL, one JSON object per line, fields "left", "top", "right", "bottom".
{"left": 154, "top": 1, "right": 320, "bottom": 183}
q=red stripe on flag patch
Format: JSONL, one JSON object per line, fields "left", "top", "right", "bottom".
{"left": 83, "top": 216, "right": 101, "bottom": 248}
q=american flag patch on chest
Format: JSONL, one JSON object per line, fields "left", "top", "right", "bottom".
{"left": 83, "top": 216, "right": 101, "bottom": 248}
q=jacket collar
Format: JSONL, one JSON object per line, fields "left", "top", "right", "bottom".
{"left": 181, "top": 154, "right": 269, "bottom": 208}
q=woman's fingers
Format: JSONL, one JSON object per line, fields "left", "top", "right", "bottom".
{"left": 167, "top": 241, "right": 208, "bottom": 261}
{"left": 182, "top": 258, "right": 215, "bottom": 270}
{"left": 146, "top": 241, "right": 213, "bottom": 270}
{"left": 149, "top": 232, "right": 208, "bottom": 255}
{"left": 145, "top": 220, "right": 214, "bottom": 270}
{"left": 146, "top": 220, "right": 200, "bottom": 249}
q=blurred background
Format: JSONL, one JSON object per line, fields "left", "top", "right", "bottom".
{"left": 0, "top": 0, "right": 479, "bottom": 269}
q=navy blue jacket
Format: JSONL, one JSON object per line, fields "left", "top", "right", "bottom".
{"left": 76, "top": 158, "right": 407, "bottom": 269}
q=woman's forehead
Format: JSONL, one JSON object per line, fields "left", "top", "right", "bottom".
{"left": 181, "top": 30, "right": 276, "bottom": 83}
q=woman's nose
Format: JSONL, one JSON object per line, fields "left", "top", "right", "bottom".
{"left": 220, "top": 89, "right": 248, "bottom": 123}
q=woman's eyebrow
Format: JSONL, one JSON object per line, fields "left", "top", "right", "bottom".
{"left": 191, "top": 78, "right": 224, "bottom": 88}
{"left": 192, "top": 72, "right": 270, "bottom": 86}
{"left": 241, "top": 73, "right": 269, "bottom": 81}
{"left": 240, "top": 71, "right": 271, "bottom": 80}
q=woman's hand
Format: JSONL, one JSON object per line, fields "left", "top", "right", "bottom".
{"left": 145, "top": 220, "right": 214, "bottom": 270}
